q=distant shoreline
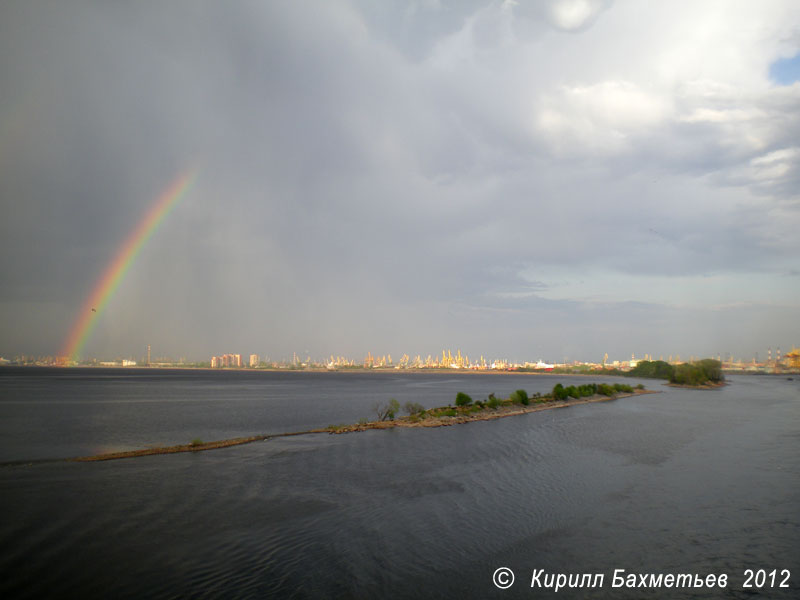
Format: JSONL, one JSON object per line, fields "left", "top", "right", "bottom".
{"left": 1, "top": 364, "right": 635, "bottom": 377}
{"left": 70, "top": 389, "right": 659, "bottom": 463}
{"left": 3, "top": 365, "right": 795, "bottom": 378}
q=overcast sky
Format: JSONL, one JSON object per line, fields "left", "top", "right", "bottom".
{"left": 1, "top": 0, "right": 799, "bottom": 363}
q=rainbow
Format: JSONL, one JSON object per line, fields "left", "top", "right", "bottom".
{"left": 61, "top": 169, "right": 198, "bottom": 363}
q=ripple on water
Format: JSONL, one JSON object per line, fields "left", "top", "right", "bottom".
{"left": 1, "top": 374, "right": 798, "bottom": 599}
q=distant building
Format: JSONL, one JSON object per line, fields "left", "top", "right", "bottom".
{"left": 249, "top": 354, "right": 259, "bottom": 367}
{"left": 211, "top": 353, "right": 242, "bottom": 368}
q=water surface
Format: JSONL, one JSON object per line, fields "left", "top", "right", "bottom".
{"left": 0, "top": 369, "right": 797, "bottom": 598}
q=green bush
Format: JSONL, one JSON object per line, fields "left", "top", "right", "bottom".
{"left": 626, "top": 358, "right": 723, "bottom": 386}
{"left": 510, "top": 389, "right": 529, "bottom": 405}
{"left": 597, "top": 383, "right": 615, "bottom": 396}
{"left": 670, "top": 361, "right": 724, "bottom": 386}
{"left": 552, "top": 383, "right": 568, "bottom": 401}
{"left": 699, "top": 359, "right": 724, "bottom": 382}
{"left": 628, "top": 360, "right": 674, "bottom": 380}
{"left": 486, "top": 394, "right": 501, "bottom": 409}
{"left": 455, "top": 392, "right": 473, "bottom": 407}
{"left": 550, "top": 381, "right": 644, "bottom": 400}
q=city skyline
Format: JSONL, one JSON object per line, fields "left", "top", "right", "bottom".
{"left": 1, "top": 2, "right": 799, "bottom": 363}
{"left": 4, "top": 342, "right": 799, "bottom": 372}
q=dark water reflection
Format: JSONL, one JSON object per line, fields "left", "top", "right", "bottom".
{"left": 0, "top": 370, "right": 798, "bottom": 598}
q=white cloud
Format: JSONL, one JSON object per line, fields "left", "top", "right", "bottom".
{"left": 546, "top": 0, "right": 612, "bottom": 32}
{"left": 749, "top": 147, "right": 799, "bottom": 180}
{"left": 536, "top": 80, "right": 668, "bottom": 154}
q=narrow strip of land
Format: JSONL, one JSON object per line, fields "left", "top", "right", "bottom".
{"left": 71, "top": 430, "right": 316, "bottom": 462}
{"left": 70, "top": 388, "right": 657, "bottom": 462}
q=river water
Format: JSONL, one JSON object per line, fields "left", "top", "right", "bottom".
{"left": 0, "top": 368, "right": 797, "bottom": 598}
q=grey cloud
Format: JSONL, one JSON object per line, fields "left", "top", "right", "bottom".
{"left": 1, "top": 0, "right": 798, "bottom": 362}
{"left": 352, "top": 0, "right": 489, "bottom": 60}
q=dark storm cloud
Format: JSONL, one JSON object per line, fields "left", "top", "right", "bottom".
{"left": 0, "top": 0, "right": 798, "bottom": 361}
